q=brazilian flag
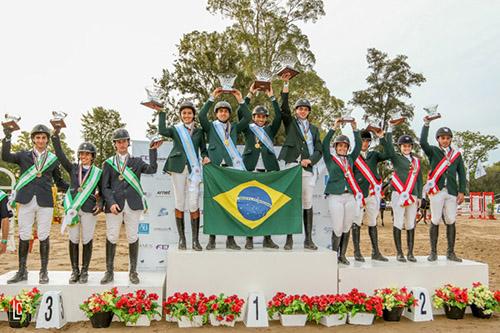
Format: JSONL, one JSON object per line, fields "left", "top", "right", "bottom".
{"left": 203, "top": 164, "right": 302, "bottom": 236}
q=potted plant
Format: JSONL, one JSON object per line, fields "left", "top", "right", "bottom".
{"left": 164, "top": 292, "right": 208, "bottom": 328}
{"left": 267, "top": 292, "right": 287, "bottom": 321}
{"left": 346, "top": 288, "right": 383, "bottom": 325}
{"left": 374, "top": 287, "right": 417, "bottom": 321}
{"left": 80, "top": 287, "right": 118, "bottom": 328}
{"left": 309, "top": 294, "right": 349, "bottom": 327}
{"left": 278, "top": 294, "right": 311, "bottom": 327}
{"left": 114, "top": 289, "right": 160, "bottom": 326}
{"left": 468, "top": 282, "right": 499, "bottom": 319}
{"left": 433, "top": 284, "right": 469, "bottom": 319}
{"left": 2, "top": 288, "right": 41, "bottom": 328}
{"left": 206, "top": 294, "right": 245, "bottom": 327}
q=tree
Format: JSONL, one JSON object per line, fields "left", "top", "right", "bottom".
{"left": 81, "top": 107, "right": 125, "bottom": 167}
{"left": 351, "top": 48, "right": 426, "bottom": 136}
{"left": 454, "top": 130, "right": 500, "bottom": 179}
{"left": 149, "top": 0, "right": 343, "bottom": 142}
{"left": 469, "top": 162, "right": 500, "bottom": 194}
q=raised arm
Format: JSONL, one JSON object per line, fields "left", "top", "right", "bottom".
{"left": 269, "top": 98, "right": 282, "bottom": 137}
{"left": 381, "top": 127, "right": 396, "bottom": 160}
{"left": 1, "top": 137, "right": 20, "bottom": 164}
{"left": 235, "top": 102, "right": 251, "bottom": 133}
{"left": 420, "top": 123, "right": 433, "bottom": 157}
{"left": 140, "top": 148, "right": 158, "bottom": 174}
{"left": 322, "top": 129, "right": 335, "bottom": 169}
{"left": 280, "top": 91, "right": 292, "bottom": 127}
{"left": 51, "top": 133, "right": 73, "bottom": 173}
{"left": 158, "top": 111, "right": 174, "bottom": 138}
{"left": 377, "top": 131, "right": 393, "bottom": 161}
{"left": 350, "top": 126, "right": 362, "bottom": 161}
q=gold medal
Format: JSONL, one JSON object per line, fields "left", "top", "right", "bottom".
{"left": 77, "top": 187, "right": 83, "bottom": 193}
{"left": 36, "top": 172, "right": 42, "bottom": 178}
{"left": 224, "top": 139, "right": 229, "bottom": 146}
{"left": 304, "top": 134, "right": 308, "bottom": 140}
{"left": 119, "top": 175, "right": 124, "bottom": 181}
{"left": 255, "top": 143, "right": 261, "bottom": 149}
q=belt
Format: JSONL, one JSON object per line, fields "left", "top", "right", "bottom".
{"left": 256, "top": 168, "right": 266, "bottom": 173}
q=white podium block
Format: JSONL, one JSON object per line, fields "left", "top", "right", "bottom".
{"left": 166, "top": 248, "right": 338, "bottom": 300}
{"left": 36, "top": 290, "right": 67, "bottom": 329}
{"left": 339, "top": 256, "right": 488, "bottom": 295}
{"left": 244, "top": 292, "right": 268, "bottom": 327}
{"left": 403, "top": 287, "right": 434, "bottom": 322}
{"left": 0, "top": 271, "right": 166, "bottom": 322}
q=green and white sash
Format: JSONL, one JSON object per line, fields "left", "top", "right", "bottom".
{"left": 105, "top": 156, "right": 148, "bottom": 211}
{"left": 8, "top": 152, "right": 58, "bottom": 208}
{"left": 61, "top": 166, "right": 102, "bottom": 234}
{"left": 0, "top": 190, "right": 7, "bottom": 203}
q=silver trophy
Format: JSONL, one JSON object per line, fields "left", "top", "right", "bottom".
{"left": 147, "top": 132, "right": 164, "bottom": 147}
{"left": 363, "top": 115, "right": 383, "bottom": 133}
{"left": 2, "top": 113, "right": 21, "bottom": 132}
{"left": 276, "top": 52, "right": 300, "bottom": 80}
{"left": 141, "top": 86, "right": 164, "bottom": 110}
{"left": 424, "top": 104, "right": 441, "bottom": 121}
{"left": 50, "top": 111, "right": 67, "bottom": 129}
{"left": 217, "top": 73, "right": 237, "bottom": 93}
{"left": 389, "top": 110, "right": 406, "bottom": 125}
{"left": 339, "top": 107, "right": 355, "bottom": 123}
{"left": 254, "top": 69, "right": 273, "bottom": 92}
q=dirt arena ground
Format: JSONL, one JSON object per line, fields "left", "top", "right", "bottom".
{"left": 1, "top": 215, "right": 499, "bottom": 332}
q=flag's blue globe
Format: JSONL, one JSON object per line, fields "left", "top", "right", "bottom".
{"left": 237, "top": 186, "right": 272, "bottom": 221}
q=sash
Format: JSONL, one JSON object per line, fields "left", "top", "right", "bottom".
{"left": 391, "top": 157, "right": 421, "bottom": 207}
{"left": 105, "top": 156, "right": 148, "bottom": 211}
{"left": 249, "top": 123, "right": 276, "bottom": 155}
{"left": 213, "top": 120, "right": 245, "bottom": 170}
{"left": 175, "top": 123, "right": 202, "bottom": 191}
{"left": 355, "top": 156, "right": 383, "bottom": 206}
{"left": 424, "top": 148, "right": 461, "bottom": 195}
{"left": 8, "top": 152, "right": 58, "bottom": 208}
{"left": 61, "top": 166, "right": 102, "bottom": 234}
{"left": 0, "top": 190, "right": 7, "bottom": 202}
{"left": 332, "top": 155, "right": 365, "bottom": 208}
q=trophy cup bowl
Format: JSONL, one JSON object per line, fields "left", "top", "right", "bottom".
{"left": 50, "top": 111, "right": 67, "bottom": 129}
{"left": 339, "top": 107, "right": 355, "bottom": 123}
{"left": 254, "top": 69, "right": 272, "bottom": 92}
{"left": 389, "top": 111, "right": 406, "bottom": 126}
{"left": 276, "top": 53, "right": 300, "bottom": 80}
{"left": 424, "top": 104, "right": 441, "bottom": 121}
{"left": 2, "top": 113, "right": 21, "bottom": 132}
{"left": 141, "top": 86, "right": 164, "bottom": 110}
{"left": 217, "top": 73, "right": 237, "bottom": 94}
{"left": 366, "top": 122, "right": 382, "bottom": 133}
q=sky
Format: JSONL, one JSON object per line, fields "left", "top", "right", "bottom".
{"left": 0, "top": 0, "right": 499, "bottom": 163}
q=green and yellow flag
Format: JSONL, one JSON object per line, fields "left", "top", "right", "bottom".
{"left": 203, "top": 164, "right": 302, "bottom": 236}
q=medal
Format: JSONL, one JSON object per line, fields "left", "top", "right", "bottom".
{"left": 77, "top": 187, "right": 83, "bottom": 193}
{"left": 224, "top": 139, "right": 229, "bottom": 146}
{"left": 119, "top": 175, "right": 124, "bottom": 181}
{"left": 115, "top": 154, "right": 128, "bottom": 182}
{"left": 255, "top": 143, "right": 261, "bottom": 149}
{"left": 33, "top": 150, "right": 48, "bottom": 178}
{"left": 36, "top": 172, "right": 42, "bottom": 178}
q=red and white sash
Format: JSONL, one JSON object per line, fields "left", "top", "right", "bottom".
{"left": 332, "top": 155, "right": 365, "bottom": 208}
{"left": 391, "top": 156, "right": 421, "bottom": 207}
{"left": 354, "top": 156, "right": 383, "bottom": 198}
{"left": 424, "top": 148, "right": 461, "bottom": 195}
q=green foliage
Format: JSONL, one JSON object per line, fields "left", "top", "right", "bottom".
{"left": 81, "top": 107, "right": 125, "bottom": 167}
{"left": 454, "top": 130, "right": 499, "bottom": 180}
{"left": 469, "top": 161, "right": 500, "bottom": 194}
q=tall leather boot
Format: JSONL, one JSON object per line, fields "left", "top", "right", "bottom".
{"left": 284, "top": 234, "right": 293, "bottom": 250}
{"left": 406, "top": 228, "right": 417, "bottom": 262}
{"left": 303, "top": 208, "right": 317, "bottom": 250}
{"left": 129, "top": 240, "right": 140, "bottom": 284}
{"left": 68, "top": 241, "right": 80, "bottom": 284}
{"left": 206, "top": 235, "right": 216, "bottom": 250}
{"left": 263, "top": 235, "right": 279, "bottom": 249}
{"left": 352, "top": 224, "right": 365, "bottom": 262}
{"left": 79, "top": 240, "right": 93, "bottom": 283}
{"left": 393, "top": 227, "right": 406, "bottom": 262}
{"left": 338, "top": 231, "right": 350, "bottom": 265}
{"left": 368, "top": 226, "right": 388, "bottom": 261}
{"left": 245, "top": 237, "right": 254, "bottom": 250}
{"left": 100, "top": 240, "right": 116, "bottom": 284}
{"left": 427, "top": 223, "right": 439, "bottom": 262}
{"left": 175, "top": 209, "right": 186, "bottom": 250}
{"left": 446, "top": 224, "right": 462, "bottom": 262}
{"left": 331, "top": 232, "right": 341, "bottom": 253}
{"left": 226, "top": 236, "right": 241, "bottom": 250}
{"left": 190, "top": 211, "right": 202, "bottom": 251}
{"left": 7, "top": 239, "right": 29, "bottom": 284}
{"left": 39, "top": 237, "right": 50, "bottom": 284}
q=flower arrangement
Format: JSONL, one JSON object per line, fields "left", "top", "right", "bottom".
{"left": 468, "top": 282, "right": 499, "bottom": 316}
{"left": 163, "top": 292, "right": 209, "bottom": 322}
{"left": 3, "top": 288, "right": 42, "bottom": 325}
{"left": 308, "top": 294, "right": 349, "bottom": 323}
{"left": 346, "top": 288, "right": 383, "bottom": 317}
{"left": 374, "top": 287, "right": 417, "bottom": 311}
{"left": 433, "top": 284, "right": 469, "bottom": 310}
{"left": 80, "top": 287, "right": 119, "bottom": 318}
{"left": 114, "top": 289, "right": 160, "bottom": 324}
{"left": 267, "top": 293, "right": 311, "bottom": 318}
{"left": 206, "top": 294, "right": 245, "bottom": 326}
